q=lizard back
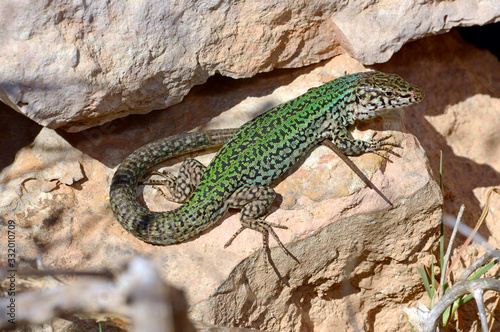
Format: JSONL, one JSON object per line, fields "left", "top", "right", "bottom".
{"left": 110, "top": 71, "right": 424, "bottom": 246}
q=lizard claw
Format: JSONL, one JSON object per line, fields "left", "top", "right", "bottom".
{"left": 366, "top": 133, "right": 401, "bottom": 160}
{"left": 224, "top": 219, "right": 289, "bottom": 273}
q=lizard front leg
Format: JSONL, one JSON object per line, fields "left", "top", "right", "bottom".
{"left": 324, "top": 126, "right": 400, "bottom": 159}
{"left": 223, "top": 185, "right": 289, "bottom": 272}
{"left": 141, "top": 157, "right": 206, "bottom": 203}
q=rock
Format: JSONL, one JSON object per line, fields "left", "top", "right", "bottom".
{"left": 1, "top": 1, "right": 499, "bottom": 131}
{"left": 334, "top": 0, "right": 500, "bottom": 64}
{"left": 4, "top": 30, "right": 500, "bottom": 330}
{"left": 0, "top": 50, "right": 442, "bottom": 331}
{"left": 373, "top": 31, "right": 500, "bottom": 250}
{"left": 373, "top": 31, "right": 500, "bottom": 330}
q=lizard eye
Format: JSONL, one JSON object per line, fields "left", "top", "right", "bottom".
{"left": 384, "top": 91, "right": 393, "bottom": 97}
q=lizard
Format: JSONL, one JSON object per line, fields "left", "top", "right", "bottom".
{"left": 109, "top": 71, "right": 424, "bottom": 271}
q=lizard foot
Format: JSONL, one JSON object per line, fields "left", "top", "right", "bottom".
{"left": 364, "top": 133, "right": 401, "bottom": 160}
{"left": 224, "top": 219, "right": 289, "bottom": 273}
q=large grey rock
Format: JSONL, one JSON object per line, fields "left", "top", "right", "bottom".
{"left": 0, "top": 0, "right": 499, "bottom": 131}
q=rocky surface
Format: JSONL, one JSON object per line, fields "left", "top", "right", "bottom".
{"left": 1, "top": 30, "right": 499, "bottom": 331}
{"left": 1, "top": 1, "right": 499, "bottom": 131}
{"left": 373, "top": 31, "right": 500, "bottom": 248}
{"left": 373, "top": 31, "right": 500, "bottom": 331}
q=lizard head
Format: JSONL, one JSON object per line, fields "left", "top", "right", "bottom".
{"left": 352, "top": 71, "right": 424, "bottom": 121}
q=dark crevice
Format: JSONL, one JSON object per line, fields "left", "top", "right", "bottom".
{"left": 456, "top": 22, "right": 500, "bottom": 61}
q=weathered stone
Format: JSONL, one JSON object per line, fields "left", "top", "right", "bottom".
{"left": 2, "top": 30, "right": 499, "bottom": 330}
{"left": 373, "top": 31, "right": 500, "bottom": 248}
{"left": 373, "top": 32, "right": 500, "bottom": 330}
{"left": 1, "top": 0, "right": 498, "bottom": 131}
{"left": 333, "top": 0, "right": 500, "bottom": 63}
{"left": 0, "top": 52, "right": 441, "bottom": 331}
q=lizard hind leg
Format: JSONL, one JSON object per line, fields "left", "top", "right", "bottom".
{"left": 140, "top": 157, "right": 206, "bottom": 203}
{"left": 224, "top": 185, "right": 289, "bottom": 272}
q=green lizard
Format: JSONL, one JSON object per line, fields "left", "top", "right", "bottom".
{"left": 110, "top": 71, "right": 424, "bottom": 271}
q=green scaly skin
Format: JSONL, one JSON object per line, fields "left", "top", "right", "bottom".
{"left": 110, "top": 71, "right": 424, "bottom": 269}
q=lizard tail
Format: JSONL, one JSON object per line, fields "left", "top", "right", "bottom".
{"left": 109, "top": 129, "right": 237, "bottom": 244}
